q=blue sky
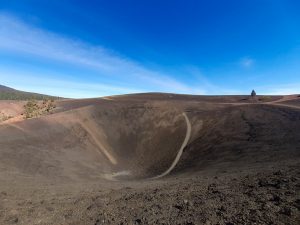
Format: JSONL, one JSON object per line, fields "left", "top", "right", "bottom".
{"left": 0, "top": 0, "right": 299, "bottom": 98}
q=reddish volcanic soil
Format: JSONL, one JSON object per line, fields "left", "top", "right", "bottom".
{"left": 0, "top": 94, "right": 299, "bottom": 225}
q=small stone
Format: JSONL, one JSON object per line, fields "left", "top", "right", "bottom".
{"left": 174, "top": 205, "right": 183, "bottom": 210}
{"left": 7, "top": 216, "right": 18, "bottom": 224}
{"left": 273, "top": 170, "right": 283, "bottom": 176}
{"left": 205, "top": 220, "right": 211, "bottom": 225}
{"left": 218, "top": 206, "right": 225, "bottom": 212}
{"left": 270, "top": 195, "right": 280, "bottom": 204}
{"left": 291, "top": 177, "right": 297, "bottom": 182}
{"left": 294, "top": 199, "right": 300, "bottom": 210}
{"left": 280, "top": 207, "right": 292, "bottom": 216}
{"left": 135, "top": 218, "right": 142, "bottom": 224}
{"left": 225, "top": 222, "right": 234, "bottom": 225}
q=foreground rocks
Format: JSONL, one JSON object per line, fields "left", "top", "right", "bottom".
{"left": 0, "top": 164, "right": 299, "bottom": 225}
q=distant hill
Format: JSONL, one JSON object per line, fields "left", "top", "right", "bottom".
{"left": 0, "top": 85, "right": 62, "bottom": 100}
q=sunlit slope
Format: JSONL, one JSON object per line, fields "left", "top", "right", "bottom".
{"left": 176, "top": 103, "right": 300, "bottom": 174}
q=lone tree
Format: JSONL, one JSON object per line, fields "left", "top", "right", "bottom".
{"left": 251, "top": 90, "right": 256, "bottom": 98}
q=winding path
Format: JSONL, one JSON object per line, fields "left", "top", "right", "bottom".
{"left": 152, "top": 112, "right": 192, "bottom": 179}
{"left": 219, "top": 95, "right": 300, "bottom": 110}
{"left": 265, "top": 95, "right": 300, "bottom": 110}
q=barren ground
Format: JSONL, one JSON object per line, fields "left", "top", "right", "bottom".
{"left": 0, "top": 94, "right": 299, "bottom": 225}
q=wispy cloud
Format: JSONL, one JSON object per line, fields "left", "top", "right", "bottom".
{"left": 256, "top": 83, "right": 300, "bottom": 95}
{"left": 183, "top": 66, "right": 244, "bottom": 95}
{"left": 240, "top": 57, "right": 254, "bottom": 68}
{"left": 0, "top": 70, "right": 142, "bottom": 98}
{"left": 0, "top": 14, "right": 198, "bottom": 96}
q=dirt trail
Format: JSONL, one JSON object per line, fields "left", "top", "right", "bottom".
{"left": 218, "top": 95, "right": 300, "bottom": 110}
{"left": 265, "top": 95, "right": 300, "bottom": 109}
{"left": 80, "top": 120, "right": 118, "bottom": 165}
{"left": 152, "top": 112, "right": 192, "bottom": 179}
{"left": 102, "top": 96, "right": 114, "bottom": 101}
{"left": 103, "top": 170, "right": 131, "bottom": 181}
{"left": 267, "top": 94, "right": 299, "bottom": 103}
{"left": 269, "top": 102, "right": 300, "bottom": 110}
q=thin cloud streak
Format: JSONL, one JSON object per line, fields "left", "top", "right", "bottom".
{"left": 0, "top": 70, "right": 143, "bottom": 98}
{"left": 0, "top": 14, "right": 197, "bottom": 94}
{"left": 256, "top": 83, "right": 300, "bottom": 95}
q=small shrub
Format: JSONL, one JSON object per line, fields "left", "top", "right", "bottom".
{"left": 45, "top": 100, "right": 56, "bottom": 112}
{"left": 23, "top": 99, "right": 56, "bottom": 119}
{"left": 0, "top": 112, "right": 13, "bottom": 122}
{"left": 258, "top": 96, "right": 272, "bottom": 102}
{"left": 24, "top": 100, "right": 39, "bottom": 118}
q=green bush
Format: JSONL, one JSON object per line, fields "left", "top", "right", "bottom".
{"left": 24, "top": 99, "right": 56, "bottom": 119}
{"left": 24, "top": 100, "right": 40, "bottom": 118}
{"left": 258, "top": 96, "right": 272, "bottom": 102}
